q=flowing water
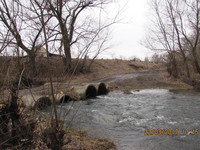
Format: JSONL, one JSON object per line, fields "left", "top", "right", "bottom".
{"left": 58, "top": 89, "right": 200, "bottom": 150}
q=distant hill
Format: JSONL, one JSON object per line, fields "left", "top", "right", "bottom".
{"left": 0, "top": 56, "right": 164, "bottom": 87}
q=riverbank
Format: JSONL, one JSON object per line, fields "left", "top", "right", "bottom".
{"left": 62, "top": 130, "right": 116, "bottom": 150}
{"left": 103, "top": 70, "right": 193, "bottom": 92}
{"left": 0, "top": 58, "right": 197, "bottom": 149}
{"left": 64, "top": 59, "right": 193, "bottom": 92}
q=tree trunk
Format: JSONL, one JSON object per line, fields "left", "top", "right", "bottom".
{"left": 28, "top": 51, "right": 37, "bottom": 77}
{"left": 192, "top": 49, "right": 200, "bottom": 74}
{"left": 168, "top": 52, "right": 178, "bottom": 78}
{"left": 185, "top": 61, "right": 190, "bottom": 78}
{"left": 63, "top": 41, "right": 72, "bottom": 71}
{"left": 182, "top": 55, "right": 190, "bottom": 78}
{"left": 9, "top": 85, "right": 20, "bottom": 144}
{"left": 172, "top": 58, "right": 178, "bottom": 78}
{"left": 194, "top": 59, "right": 200, "bottom": 73}
{"left": 60, "top": 24, "right": 72, "bottom": 71}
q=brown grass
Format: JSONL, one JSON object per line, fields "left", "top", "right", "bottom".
{"left": 62, "top": 130, "right": 116, "bottom": 150}
{"left": 70, "top": 59, "right": 164, "bottom": 84}
{"left": 0, "top": 56, "right": 165, "bottom": 93}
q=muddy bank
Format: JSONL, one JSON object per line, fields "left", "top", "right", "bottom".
{"left": 99, "top": 70, "right": 193, "bottom": 91}
{"left": 183, "top": 78, "right": 200, "bottom": 90}
{"left": 0, "top": 107, "right": 116, "bottom": 150}
{"left": 63, "top": 130, "right": 116, "bottom": 150}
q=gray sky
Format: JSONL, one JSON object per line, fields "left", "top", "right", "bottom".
{"left": 100, "top": 0, "right": 154, "bottom": 60}
{"left": 0, "top": 0, "right": 153, "bottom": 60}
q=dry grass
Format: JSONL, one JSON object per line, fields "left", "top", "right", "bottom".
{"left": 70, "top": 59, "right": 164, "bottom": 83}
{"left": 114, "top": 71, "right": 193, "bottom": 90}
{"left": 0, "top": 56, "right": 164, "bottom": 89}
{"left": 62, "top": 130, "right": 116, "bottom": 150}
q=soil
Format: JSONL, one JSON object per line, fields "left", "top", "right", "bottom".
{"left": 69, "top": 59, "right": 164, "bottom": 84}
{"left": 100, "top": 70, "right": 193, "bottom": 91}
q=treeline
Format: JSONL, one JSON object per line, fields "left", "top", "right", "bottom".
{"left": 145, "top": 0, "right": 200, "bottom": 79}
{"left": 0, "top": 0, "right": 117, "bottom": 77}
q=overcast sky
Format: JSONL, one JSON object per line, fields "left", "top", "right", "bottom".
{"left": 0, "top": 0, "right": 154, "bottom": 60}
{"left": 100, "top": 0, "right": 154, "bottom": 60}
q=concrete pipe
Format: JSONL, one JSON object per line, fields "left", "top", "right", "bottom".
{"left": 34, "top": 97, "right": 51, "bottom": 110}
{"left": 93, "top": 82, "right": 108, "bottom": 96}
{"left": 97, "top": 83, "right": 108, "bottom": 95}
{"left": 72, "top": 84, "right": 97, "bottom": 100}
{"left": 86, "top": 85, "right": 97, "bottom": 98}
{"left": 21, "top": 94, "right": 51, "bottom": 109}
{"left": 54, "top": 94, "right": 73, "bottom": 104}
{"left": 19, "top": 82, "right": 108, "bottom": 109}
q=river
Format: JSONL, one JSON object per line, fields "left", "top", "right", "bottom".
{"left": 58, "top": 89, "right": 200, "bottom": 150}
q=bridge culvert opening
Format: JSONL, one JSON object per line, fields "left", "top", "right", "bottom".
{"left": 35, "top": 97, "right": 51, "bottom": 110}
{"left": 98, "top": 83, "right": 108, "bottom": 95}
{"left": 86, "top": 85, "right": 97, "bottom": 99}
{"left": 60, "top": 95, "right": 72, "bottom": 103}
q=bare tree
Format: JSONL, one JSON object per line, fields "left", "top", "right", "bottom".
{"left": 145, "top": 0, "right": 179, "bottom": 77}
{"left": 0, "top": 30, "right": 13, "bottom": 54}
{"left": 0, "top": 0, "right": 49, "bottom": 76}
{"left": 31, "top": 1, "right": 64, "bottom": 149}
{"left": 0, "top": 0, "right": 118, "bottom": 75}
{"left": 45, "top": 0, "right": 116, "bottom": 71}
{"left": 145, "top": 0, "right": 200, "bottom": 77}
{"left": 180, "top": 0, "right": 200, "bottom": 73}
{"left": 166, "top": 0, "right": 190, "bottom": 77}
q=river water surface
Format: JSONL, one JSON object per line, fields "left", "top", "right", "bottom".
{"left": 59, "top": 89, "right": 200, "bottom": 150}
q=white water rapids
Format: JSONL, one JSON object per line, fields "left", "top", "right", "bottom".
{"left": 58, "top": 89, "right": 200, "bottom": 150}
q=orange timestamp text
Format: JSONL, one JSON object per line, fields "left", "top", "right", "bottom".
{"left": 145, "top": 129, "right": 179, "bottom": 135}
{"left": 145, "top": 129, "right": 199, "bottom": 135}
